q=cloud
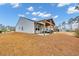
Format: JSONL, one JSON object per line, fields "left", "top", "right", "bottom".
{"left": 26, "top": 12, "right": 30, "bottom": 14}
{"left": 10, "top": 3, "right": 20, "bottom": 8}
{"left": 32, "top": 11, "right": 51, "bottom": 18}
{"left": 0, "top": 3, "right": 20, "bottom": 8}
{"left": 44, "top": 14, "right": 51, "bottom": 17}
{"left": 32, "top": 18, "right": 37, "bottom": 20}
{"left": 57, "top": 3, "right": 70, "bottom": 7}
{"left": 18, "top": 14, "right": 25, "bottom": 17}
{"left": 32, "top": 11, "right": 40, "bottom": 16}
{"left": 39, "top": 13, "right": 51, "bottom": 18}
{"left": 53, "top": 15, "right": 58, "bottom": 19}
{"left": 67, "top": 6, "right": 79, "bottom": 14}
{"left": 27, "top": 6, "right": 34, "bottom": 11}
{"left": 0, "top": 3, "right": 6, "bottom": 5}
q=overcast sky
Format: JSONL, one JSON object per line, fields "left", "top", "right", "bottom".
{"left": 0, "top": 3, "right": 79, "bottom": 26}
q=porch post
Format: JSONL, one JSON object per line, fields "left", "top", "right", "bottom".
{"left": 44, "top": 23, "right": 45, "bottom": 36}
{"left": 50, "top": 24, "right": 51, "bottom": 34}
{"left": 34, "top": 22, "right": 36, "bottom": 34}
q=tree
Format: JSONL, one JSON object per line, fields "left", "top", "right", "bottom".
{"left": 75, "top": 16, "right": 79, "bottom": 29}
{"left": 68, "top": 18, "right": 73, "bottom": 31}
{"left": 62, "top": 21, "right": 66, "bottom": 31}
{"left": 75, "top": 4, "right": 79, "bottom": 10}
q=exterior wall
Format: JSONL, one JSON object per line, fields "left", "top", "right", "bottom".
{"left": 65, "top": 24, "right": 70, "bottom": 31}
{"left": 58, "top": 24, "right": 70, "bottom": 32}
{"left": 34, "top": 23, "right": 43, "bottom": 33}
{"left": 58, "top": 22, "right": 79, "bottom": 31}
{"left": 16, "top": 17, "right": 35, "bottom": 33}
{"left": 34, "top": 22, "right": 55, "bottom": 34}
{"left": 72, "top": 22, "right": 78, "bottom": 30}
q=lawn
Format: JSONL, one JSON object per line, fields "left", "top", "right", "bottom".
{"left": 0, "top": 32, "right": 79, "bottom": 56}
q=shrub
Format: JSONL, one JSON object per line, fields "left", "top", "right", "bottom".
{"left": 0, "top": 30, "right": 2, "bottom": 33}
{"left": 75, "top": 29, "right": 79, "bottom": 38}
{"left": 0, "top": 28, "right": 7, "bottom": 33}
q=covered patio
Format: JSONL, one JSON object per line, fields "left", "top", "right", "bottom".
{"left": 34, "top": 19, "right": 55, "bottom": 35}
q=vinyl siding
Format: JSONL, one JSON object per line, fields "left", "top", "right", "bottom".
{"left": 16, "top": 18, "right": 35, "bottom": 33}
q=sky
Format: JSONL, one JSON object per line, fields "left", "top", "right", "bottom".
{"left": 0, "top": 3, "right": 79, "bottom": 26}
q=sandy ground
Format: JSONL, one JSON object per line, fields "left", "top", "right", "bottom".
{"left": 54, "top": 32, "right": 75, "bottom": 36}
{"left": 0, "top": 32, "right": 79, "bottom": 56}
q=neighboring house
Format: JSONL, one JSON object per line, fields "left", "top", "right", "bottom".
{"left": 71, "top": 21, "right": 78, "bottom": 30}
{"left": 0, "top": 24, "right": 2, "bottom": 30}
{"left": 58, "top": 16, "right": 79, "bottom": 32}
{"left": 16, "top": 17, "right": 55, "bottom": 34}
{"left": 0, "top": 24, "right": 5, "bottom": 30}
{"left": 6, "top": 26, "right": 15, "bottom": 31}
{"left": 0, "top": 24, "right": 15, "bottom": 32}
{"left": 70, "top": 16, "right": 79, "bottom": 31}
{"left": 58, "top": 22, "right": 70, "bottom": 31}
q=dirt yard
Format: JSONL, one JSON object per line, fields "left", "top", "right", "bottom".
{"left": 0, "top": 32, "right": 79, "bottom": 56}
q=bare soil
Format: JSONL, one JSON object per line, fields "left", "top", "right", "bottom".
{"left": 0, "top": 32, "right": 79, "bottom": 56}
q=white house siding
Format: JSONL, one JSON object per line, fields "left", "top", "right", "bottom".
{"left": 65, "top": 24, "right": 70, "bottom": 31}
{"left": 59, "top": 22, "right": 79, "bottom": 31}
{"left": 58, "top": 24, "right": 70, "bottom": 32}
{"left": 16, "top": 17, "right": 35, "bottom": 33}
{"left": 72, "top": 22, "right": 78, "bottom": 30}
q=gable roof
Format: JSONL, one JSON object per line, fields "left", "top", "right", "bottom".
{"left": 37, "top": 18, "right": 55, "bottom": 25}
{"left": 19, "top": 17, "right": 36, "bottom": 22}
{"left": 18, "top": 17, "right": 55, "bottom": 25}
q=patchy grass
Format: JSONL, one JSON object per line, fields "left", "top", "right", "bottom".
{"left": 75, "top": 29, "right": 79, "bottom": 38}
{"left": 0, "top": 32, "right": 79, "bottom": 56}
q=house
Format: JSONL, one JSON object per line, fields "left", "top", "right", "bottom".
{"left": 58, "top": 16, "right": 79, "bottom": 32}
{"left": 0, "top": 24, "right": 5, "bottom": 31}
{"left": 0, "top": 24, "right": 3, "bottom": 30}
{"left": 6, "top": 26, "right": 15, "bottom": 31}
{"left": 16, "top": 17, "right": 55, "bottom": 34}
{"left": 0, "top": 24, "right": 15, "bottom": 32}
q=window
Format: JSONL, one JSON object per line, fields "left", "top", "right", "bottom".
{"left": 21, "top": 26, "right": 23, "bottom": 31}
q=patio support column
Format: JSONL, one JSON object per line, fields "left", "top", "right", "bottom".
{"left": 34, "top": 22, "right": 37, "bottom": 34}
{"left": 34, "top": 23, "right": 36, "bottom": 34}
{"left": 50, "top": 24, "right": 51, "bottom": 34}
{"left": 44, "top": 23, "right": 45, "bottom": 36}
